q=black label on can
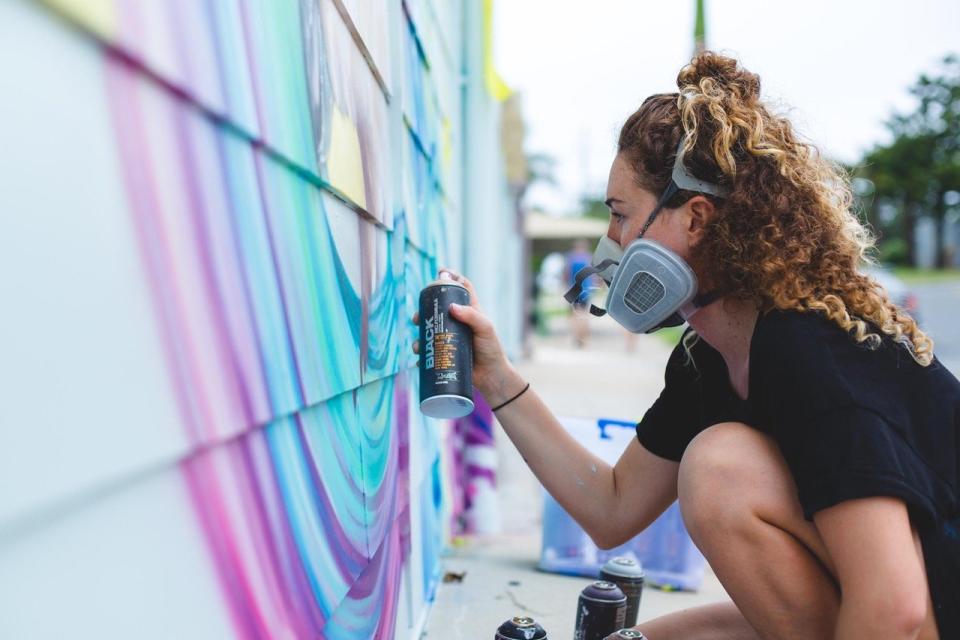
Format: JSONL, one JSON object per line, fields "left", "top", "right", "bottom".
{"left": 598, "top": 570, "right": 643, "bottom": 629}
{"left": 419, "top": 281, "right": 473, "bottom": 417}
{"left": 574, "top": 583, "right": 627, "bottom": 640}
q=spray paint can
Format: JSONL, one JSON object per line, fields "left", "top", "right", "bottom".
{"left": 602, "top": 630, "right": 646, "bottom": 640}
{"left": 495, "top": 615, "right": 549, "bottom": 639}
{"left": 419, "top": 272, "right": 474, "bottom": 418}
{"left": 573, "top": 581, "right": 627, "bottom": 640}
{"left": 599, "top": 556, "right": 645, "bottom": 628}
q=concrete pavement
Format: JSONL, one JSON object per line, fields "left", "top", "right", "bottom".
{"left": 421, "top": 312, "right": 731, "bottom": 639}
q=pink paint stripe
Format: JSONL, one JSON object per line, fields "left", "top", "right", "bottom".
{"left": 182, "top": 457, "right": 270, "bottom": 640}
{"left": 230, "top": 436, "right": 323, "bottom": 636}
{"left": 247, "top": 427, "right": 332, "bottom": 634}
{"left": 107, "top": 54, "right": 271, "bottom": 639}
{"left": 103, "top": 57, "right": 205, "bottom": 446}
{"left": 171, "top": 105, "right": 255, "bottom": 436}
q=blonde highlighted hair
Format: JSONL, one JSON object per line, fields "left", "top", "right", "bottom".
{"left": 617, "top": 52, "right": 933, "bottom": 365}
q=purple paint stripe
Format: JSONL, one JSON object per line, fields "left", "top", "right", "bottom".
{"left": 464, "top": 464, "right": 497, "bottom": 485}
{"left": 462, "top": 427, "right": 495, "bottom": 446}
{"left": 171, "top": 101, "right": 256, "bottom": 435}
{"left": 394, "top": 378, "right": 411, "bottom": 513}
{"left": 212, "top": 132, "right": 275, "bottom": 427}
{"left": 251, "top": 151, "right": 309, "bottom": 408}
{"left": 293, "top": 414, "right": 369, "bottom": 573}
{"left": 237, "top": 1, "right": 269, "bottom": 143}
{"left": 248, "top": 430, "right": 330, "bottom": 634}
{"left": 167, "top": 0, "right": 228, "bottom": 119}
{"left": 229, "top": 438, "right": 319, "bottom": 637}
{"left": 372, "top": 524, "right": 404, "bottom": 639}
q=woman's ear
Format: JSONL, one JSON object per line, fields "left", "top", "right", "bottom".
{"left": 685, "top": 195, "right": 715, "bottom": 245}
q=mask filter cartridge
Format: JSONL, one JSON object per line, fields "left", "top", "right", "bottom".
{"left": 603, "top": 239, "right": 698, "bottom": 334}
{"left": 623, "top": 271, "right": 667, "bottom": 315}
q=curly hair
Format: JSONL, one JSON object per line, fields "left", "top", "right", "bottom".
{"left": 617, "top": 51, "right": 934, "bottom": 365}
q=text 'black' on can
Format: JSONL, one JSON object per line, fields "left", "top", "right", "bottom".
{"left": 574, "top": 581, "right": 627, "bottom": 640}
{"left": 495, "top": 615, "right": 548, "bottom": 639}
{"left": 419, "top": 272, "right": 474, "bottom": 418}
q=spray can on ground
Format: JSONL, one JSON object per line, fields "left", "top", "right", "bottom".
{"left": 573, "top": 581, "right": 627, "bottom": 640}
{"left": 603, "top": 630, "right": 646, "bottom": 640}
{"left": 419, "top": 272, "right": 474, "bottom": 418}
{"left": 599, "top": 556, "right": 645, "bottom": 628}
{"left": 495, "top": 615, "right": 549, "bottom": 639}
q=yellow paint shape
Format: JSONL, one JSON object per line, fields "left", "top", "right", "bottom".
{"left": 42, "top": 0, "right": 117, "bottom": 39}
{"left": 483, "top": 0, "right": 512, "bottom": 102}
{"left": 328, "top": 106, "right": 367, "bottom": 210}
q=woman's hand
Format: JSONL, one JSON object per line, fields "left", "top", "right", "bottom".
{"left": 411, "top": 268, "right": 516, "bottom": 401}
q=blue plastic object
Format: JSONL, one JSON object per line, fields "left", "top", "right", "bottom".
{"left": 538, "top": 417, "right": 706, "bottom": 591}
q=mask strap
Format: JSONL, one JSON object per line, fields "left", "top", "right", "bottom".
{"left": 678, "top": 289, "right": 725, "bottom": 320}
{"left": 693, "top": 289, "right": 723, "bottom": 307}
{"left": 638, "top": 181, "right": 679, "bottom": 238}
{"left": 562, "top": 258, "right": 619, "bottom": 317}
{"left": 587, "top": 303, "right": 608, "bottom": 317}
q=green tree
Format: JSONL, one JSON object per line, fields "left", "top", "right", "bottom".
{"left": 856, "top": 54, "right": 960, "bottom": 267}
{"left": 860, "top": 132, "right": 942, "bottom": 265}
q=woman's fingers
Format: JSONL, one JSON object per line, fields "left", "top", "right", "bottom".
{"left": 412, "top": 271, "right": 481, "bottom": 357}
{"left": 438, "top": 268, "right": 481, "bottom": 309}
{"left": 448, "top": 302, "right": 492, "bottom": 336}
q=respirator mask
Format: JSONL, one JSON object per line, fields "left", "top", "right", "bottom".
{"left": 564, "top": 138, "right": 729, "bottom": 334}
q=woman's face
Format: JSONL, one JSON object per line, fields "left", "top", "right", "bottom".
{"left": 604, "top": 153, "right": 695, "bottom": 262}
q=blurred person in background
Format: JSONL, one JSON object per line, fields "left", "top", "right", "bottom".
{"left": 564, "top": 238, "right": 597, "bottom": 348}
{"left": 416, "top": 52, "right": 958, "bottom": 639}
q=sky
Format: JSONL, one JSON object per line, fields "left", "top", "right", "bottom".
{"left": 493, "top": 0, "right": 960, "bottom": 215}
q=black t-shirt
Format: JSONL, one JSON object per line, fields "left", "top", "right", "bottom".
{"left": 636, "top": 308, "right": 960, "bottom": 635}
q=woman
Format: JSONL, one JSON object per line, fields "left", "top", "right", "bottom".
{"left": 414, "top": 53, "right": 959, "bottom": 639}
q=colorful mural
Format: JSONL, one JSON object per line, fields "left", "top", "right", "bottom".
{"left": 0, "top": 0, "right": 517, "bottom": 638}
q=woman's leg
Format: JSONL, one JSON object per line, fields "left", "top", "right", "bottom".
{"left": 636, "top": 421, "right": 840, "bottom": 639}
{"left": 634, "top": 601, "right": 759, "bottom": 639}
{"left": 636, "top": 421, "right": 939, "bottom": 640}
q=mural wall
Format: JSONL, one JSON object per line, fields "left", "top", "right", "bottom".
{"left": 0, "top": 0, "right": 518, "bottom": 638}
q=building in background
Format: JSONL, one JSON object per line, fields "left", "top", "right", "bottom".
{"left": 0, "top": 0, "right": 518, "bottom": 638}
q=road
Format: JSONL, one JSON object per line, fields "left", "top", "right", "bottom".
{"left": 914, "top": 281, "right": 960, "bottom": 376}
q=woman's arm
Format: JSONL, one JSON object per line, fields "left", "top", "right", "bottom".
{"left": 485, "top": 363, "right": 679, "bottom": 549}
{"left": 415, "top": 269, "right": 678, "bottom": 548}
{"left": 813, "top": 496, "right": 932, "bottom": 640}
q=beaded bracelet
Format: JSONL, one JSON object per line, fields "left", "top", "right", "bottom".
{"left": 490, "top": 382, "right": 530, "bottom": 412}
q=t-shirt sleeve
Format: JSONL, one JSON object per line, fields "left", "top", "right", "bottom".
{"left": 635, "top": 335, "right": 705, "bottom": 462}
{"left": 755, "top": 313, "right": 947, "bottom": 522}
{"left": 773, "top": 404, "right": 942, "bottom": 521}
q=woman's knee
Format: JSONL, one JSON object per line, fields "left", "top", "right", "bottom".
{"left": 678, "top": 422, "right": 780, "bottom": 537}
{"left": 679, "top": 422, "right": 836, "bottom": 577}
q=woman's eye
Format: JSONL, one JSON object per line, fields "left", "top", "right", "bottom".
{"left": 611, "top": 212, "right": 625, "bottom": 223}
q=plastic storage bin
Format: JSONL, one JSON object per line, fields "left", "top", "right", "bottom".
{"left": 538, "top": 416, "right": 706, "bottom": 591}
